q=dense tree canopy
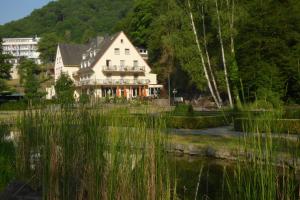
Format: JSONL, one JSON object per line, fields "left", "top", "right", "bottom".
{"left": 0, "top": 0, "right": 133, "bottom": 42}
{"left": 116, "top": 0, "right": 300, "bottom": 104}
{"left": 54, "top": 73, "right": 75, "bottom": 104}
{"left": 18, "top": 59, "right": 44, "bottom": 101}
{"left": 0, "top": 39, "right": 12, "bottom": 92}
{"left": 38, "top": 33, "right": 61, "bottom": 64}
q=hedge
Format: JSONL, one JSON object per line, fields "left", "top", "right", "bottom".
{"left": 234, "top": 118, "right": 300, "bottom": 134}
{"left": 166, "top": 116, "right": 229, "bottom": 129}
{"left": 98, "top": 114, "right": 229, "bottom": 130}
{"left": 0, "top": 101, "right": 27, "bottom": 111}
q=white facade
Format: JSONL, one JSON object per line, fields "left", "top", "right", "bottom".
{"left": 52, "top": 31, "right": 162, "bottom": 100}
{"left": 2, "top": 37, "right": 41, "bottom": 64}
{"left": 54, "top": 47, "right": 78, "bottom": 82}
{"left": 2, "top": 37, "right": 42, "bottom": 80}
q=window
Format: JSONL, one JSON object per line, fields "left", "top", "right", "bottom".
{"left": 106, "top": 60, "right": 111, "bottom": 67}
{"left": 125, "top": 49, "right": 130, "bottom": 55}
{"left": 121, "top": 39, "right": 123, "bottom": 43}
{"left": 133, "top": 60, "right": 138, "bottom": 67}
{"left": 120, "top": 60, "right": 125, "bottom": 68}
{"left": 114, "top": 48, "right": 120, "bottom": 55}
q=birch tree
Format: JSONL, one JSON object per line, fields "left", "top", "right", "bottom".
{"left": 201, "top": 4, "right": 223, "bottom": 105}
{"left": 187, "top": 0, "right": 221, "bottom": 108}
{"left": 215, "top": 0, "right": 233, "bottom": 108}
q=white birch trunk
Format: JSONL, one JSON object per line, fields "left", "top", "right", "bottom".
{"left": 201, "top": 5, "right": 223, "bottom": 105}
{"left": 215, "top": 0, "right": 233, "bottom": 108}
{"left": 226, "top": 0, "right": 235, "bottom": 55}
{"left": 187, "top": 0, "right": 221, "bottom": 108}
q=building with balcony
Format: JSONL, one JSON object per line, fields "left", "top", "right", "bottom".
{"left": 49, "top": 31, "right": 162, "bottom": 100}
{"left": 2, "top": 36, "right": 41, "bottom": 79}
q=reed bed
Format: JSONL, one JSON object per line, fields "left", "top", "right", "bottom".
{"left": 0, "top": 123, "right": 16, "bottom": 190}
{"left": 15, "top": 106, "right": 173, "bottom": 200}
{"left": 227, "top": 108, "right": 300, "bottom": 200}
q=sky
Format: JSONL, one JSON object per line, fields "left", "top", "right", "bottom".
{"left": 0, "top": 0, "right": 53, "bottom": 25}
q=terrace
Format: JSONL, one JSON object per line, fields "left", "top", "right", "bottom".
{"left": 76, "top": 78, "right": 150, "bottom": 86}
{"left": 102, "top": 65, "right": 145, "bottom": 74}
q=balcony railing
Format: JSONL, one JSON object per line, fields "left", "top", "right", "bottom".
{"left": 76, "top": 78, "right": 150, "bottom": 86}
{"left": 103, "top": 65, "right": 145, "bottom": 73}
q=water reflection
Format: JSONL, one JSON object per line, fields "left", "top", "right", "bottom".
{"left": 169, "top": 155, "right": 235, "bottom": 200}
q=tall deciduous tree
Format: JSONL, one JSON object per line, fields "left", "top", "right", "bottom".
{"left": 187, "top": 0, "right": 221, "bottom": 108}
{"left": 19, "top": 59, "right": 43, "bottom": 101}
{"left": 38, "top": 33, "right": 60, "bottom": 64}
{"left": 0, "top": 39, "right": 12, "bottom": 92}
{"left": 54, "top": 73, "right": 75, "bottom": 104}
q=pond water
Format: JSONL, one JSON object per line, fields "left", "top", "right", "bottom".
{"left": 169, "top": 155, "right": 234, "bottom": 200}
{"left": 170, "top": 155, "right": 300, "bottom": 200}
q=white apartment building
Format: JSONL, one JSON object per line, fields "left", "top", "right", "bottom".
{"left": 49, "top": 31, "right": 162, "bottom": 100}
{"left": 2, "top": 36, "right": 41, "bottom": 79}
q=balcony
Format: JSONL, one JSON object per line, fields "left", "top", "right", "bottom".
{"left": 76, "top": 78, "right": 150, "bottom": 86}
{"left": 103, "top": 65, "right": 145, "bottom": 74}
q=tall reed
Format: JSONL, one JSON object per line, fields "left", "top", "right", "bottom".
{"left": 227, "top": 107, "right": 300, "bottom": 200}
{"left": 0, "top": 123, "right": 16, "bottom": 190}
{"left": 15, "top": 106, "right": 172, "bottom": 200}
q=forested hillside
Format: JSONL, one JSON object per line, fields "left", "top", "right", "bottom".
{"left": 116, "top": 0, "right": 300, "bottom": 105}
{"left": 1, "top": 0, "right": 300, "bottom": 105}
{"left": 0, "top": 0, "right": 133, "bottom": 42}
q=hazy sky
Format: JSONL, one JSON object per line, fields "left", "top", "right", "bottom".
{"left": 0, "top": 0, "right": 53, "bottom": 25}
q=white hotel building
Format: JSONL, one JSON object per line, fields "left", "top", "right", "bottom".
{"left": 2, "top": 37, "right": 41, "bottom": 79}
{"left": 49, "top": 31, "right": 162, "bottom": 99}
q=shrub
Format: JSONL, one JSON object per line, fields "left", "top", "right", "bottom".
{"left": 167, "top": 115, "right": 229, "bottom": 129}
{"left": 0, "top": 101, "right": 27, "bottom": 111}
{"left": 234, "top": 118, "right": 300, "bottom": 134}
{"left": 172, "top": 104, "right": 194, "bottom": 116}
{"left": 284, "top": 108, "right": 300, "bottom": 119}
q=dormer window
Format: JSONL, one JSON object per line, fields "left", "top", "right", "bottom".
{"left": 90, "top": 51, "right": 93, "bottom": 57}
{"left": 114, "top": 48, "right": 120, "bottom": 55}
